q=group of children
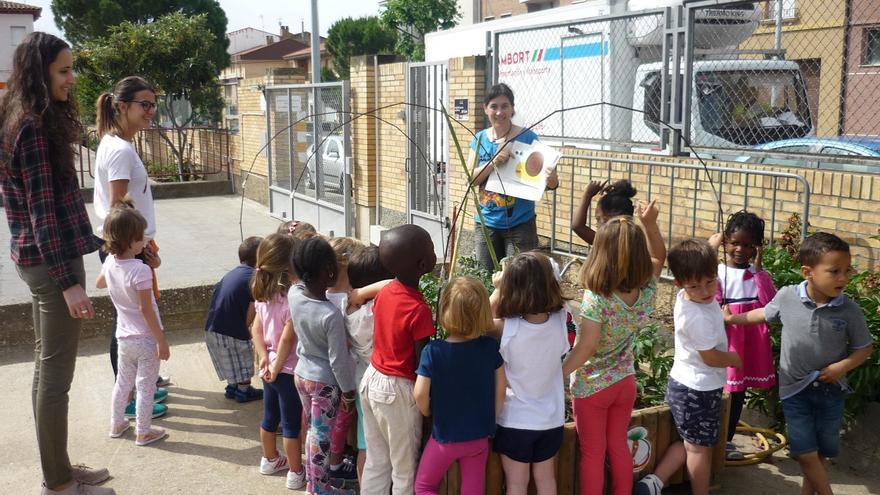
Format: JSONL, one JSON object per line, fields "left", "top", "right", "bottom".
{"left": 94, "top": 178, "right": 872, "bottom": 495}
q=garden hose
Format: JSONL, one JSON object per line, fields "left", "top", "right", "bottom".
{"left": 725, "top": 421, "right": 788, "bottom": 467}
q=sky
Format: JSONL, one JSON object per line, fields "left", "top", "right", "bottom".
{"left": 30, "top": 0, "right": 384, "bottom": 41}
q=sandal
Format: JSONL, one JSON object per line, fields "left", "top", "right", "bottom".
{"left": 135, "top": 426, "right": 167, "bottom": 446}
{"left": 108, "top": 421, "right": 130, "bottom": 438}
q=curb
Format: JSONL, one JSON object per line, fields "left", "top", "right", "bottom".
{"left": 0, "top": 284, "right": 214, "bottom": 347}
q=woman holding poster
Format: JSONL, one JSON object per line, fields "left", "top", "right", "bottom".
{"left": 468, "top": 83, "right": 559, "bottom": 272}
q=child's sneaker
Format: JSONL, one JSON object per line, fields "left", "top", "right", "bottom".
{"left": 135, "top": 426, "right": 167, "bottom": 446}
{"left": 634, "top": 474, "right": 663, "bottom": 495}
{"left": 224, "top": 384, "right": 236, "bottom": 399}
{"left": 156, "top": 375, "right": 172, "bottom": 387}
{"left": 234, "top": 385, "right": 263, "bottom": 403}
{"left": 286, "top": 468, "right": 306, "bottom": 490}
{"left": 329, "top": 457, "right": 357, "bottom": 481}
{"left": 154, "top": 387, "right": 168, "bottom": 403}
{"left": 260, "top": 455, "right": 289, "bottom": 475}
{"left": 726, "top": 441, "right": 745, "bottom": 461}
{"left": 124, "top": 401, "right": 167, "bottom": 419}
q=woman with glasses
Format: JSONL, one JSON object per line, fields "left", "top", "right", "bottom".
{"left": 0, "top": 32, "right": 114, "bottom": 494}
{"left": 93, "top": 76, "right": 169, "bottom": 417}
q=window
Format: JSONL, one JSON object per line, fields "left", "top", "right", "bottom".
{"left": 764, "top": 0, "right": 797, "bottom": 21}
{"left": 222, "top": 82, "right": 239, "bottom": 134}
{"left": 863, "top": 28, "right": 880, "bottom": 66}
{"left": 10, "top": 26, "right": 26, "bottom": 46}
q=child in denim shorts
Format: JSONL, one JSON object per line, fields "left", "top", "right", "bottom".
{"left": 725, "top": 233, "right": 873, "bottom": 495}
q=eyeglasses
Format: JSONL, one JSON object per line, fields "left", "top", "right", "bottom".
{"left": 126, "top": 100, "right": 158, "bottom": 112}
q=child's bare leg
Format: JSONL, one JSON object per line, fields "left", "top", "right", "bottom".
{"left": 500, "top": 455, "right": 530, "bottom": 495}
{"left": 283, "top": 435, "right": 304, "bottom": 472}
{"left": 798, "top": 452, "right": 832, "bottom": 495}
{"left": 260, "top": 428, "right": 280, "bottom": 459}
{"left": 357, "top": 449, "right": 366, "bottom": 480}
{"left": 652, "top": 441, "right": 687, "bottom": 486}
{"left": 683, "top": 441, "right": 712, "bottom": 495}
{"left": 532, "top": 457, "right": 557, "bottom": 495}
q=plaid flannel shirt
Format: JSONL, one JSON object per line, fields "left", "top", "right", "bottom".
{"left": 1, "top": 120, "right": 103, "bottom": 290}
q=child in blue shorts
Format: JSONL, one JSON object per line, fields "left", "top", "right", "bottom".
{"left": 725, "top": 233, "right": 873, "bottom": 495}
{"left": 636, "top": 239, "right": 742, "bottom": 495}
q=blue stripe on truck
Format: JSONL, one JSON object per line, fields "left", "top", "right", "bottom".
{"left": 543, "top": 41, "right": 608, "bottom": 61}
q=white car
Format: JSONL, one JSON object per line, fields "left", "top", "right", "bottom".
{"left": 305, "top": 135, "right": 345, "bottom": 191}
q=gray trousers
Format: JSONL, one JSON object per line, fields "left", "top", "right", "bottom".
{"left": 474, "top": 216, "right": 538, "bottom": 273}
{"left": 16, "top": 257, "right": 85, "bottom": 489}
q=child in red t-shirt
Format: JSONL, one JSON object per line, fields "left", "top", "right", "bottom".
{"left": 359, "top": 225, "right": 437, "bottom": 495}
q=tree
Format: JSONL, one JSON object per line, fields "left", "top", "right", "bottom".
{"left": 51, "top": 0, "right": 229, "bottom": 68}
{"left": 325, "top": 16, "right": 398, "bottom": 79}
{"left": 75, "top": 12, "right": 225, "bottom": 180}
{"left": 381, "top": 0, "right": 460, "bottom": 61}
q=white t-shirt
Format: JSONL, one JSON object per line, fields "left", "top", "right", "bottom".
{"left": 94, "top": 134, "right": 156, "bottom": 240}
{"left": 498, "top": 309, "right": 568, "bottom": 430}
{"left": 669, "top": 290, "right": 728, "bottom": 391}
{"left": 346, "top": 301, "right": 375, "bottom": 385}
{"left": 326, "top": 290, "right": 374, "bottom": 384}
{"left": 101, "top": 254, "right": 163, "bottom": 339}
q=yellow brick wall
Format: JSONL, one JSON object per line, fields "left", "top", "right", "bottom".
{"left": 375, "top": 61, "right": 409, "bottom": 216}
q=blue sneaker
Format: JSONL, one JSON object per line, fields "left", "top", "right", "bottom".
{"left": 234, "top": 386, "right": 263, "bottom": 403}
{"left": 124, "top": 401, "right": 167, "bottom": 419}
{"left": 224, "top": 384, "right": 236, "bottom": 399}
{"left": 154, "top": 387, "right": 168, "bottom": 403}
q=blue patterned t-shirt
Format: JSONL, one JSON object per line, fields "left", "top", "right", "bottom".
{"left": 469, "top": 128, "right": 539, "bottom": 229}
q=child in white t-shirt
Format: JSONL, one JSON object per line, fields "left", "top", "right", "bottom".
{"left": 490, "top": 252, "right": 569, "bottom": 495}
{"left": 635, "top": 239, "right": 741, "bottom": 495}
{"left": 97, "top": 200, "right": 169, "bottom": 447}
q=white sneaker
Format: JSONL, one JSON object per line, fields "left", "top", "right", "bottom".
{"left": 260, "top": 455, "right": 289, "bottom": 475}
{"left": 286, "top": 468, "right": 306, "bottom": 490}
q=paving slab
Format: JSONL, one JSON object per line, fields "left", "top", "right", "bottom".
{"left": 1, "top": 195, "right": 282, "bottom": 305}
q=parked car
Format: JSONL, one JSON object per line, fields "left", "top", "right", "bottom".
{"left": 305, "top": 135, "right": 345, "bottom": 191}
{"left": 736, "top": 137, "right": 880, "bottom": 173}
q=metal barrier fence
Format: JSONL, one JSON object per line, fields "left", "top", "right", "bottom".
{"left": 75, "top": 127, "right": 231, "bottom": 188}
{"left": 548, "top": 155, "right": 811, "bottom": 268}
{"left": 491, "top": 1, "right": 880, "bottom": 163}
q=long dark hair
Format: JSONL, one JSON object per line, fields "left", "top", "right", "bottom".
{"left": 0, "top": 32, "right": 80, "bottom": 181}
{"left": 96, "top": 76, "right": 155, "bottom": 137}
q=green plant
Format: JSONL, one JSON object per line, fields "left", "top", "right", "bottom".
{"left": 420, "top": 255, "right": 494, "bottom": 340}
{"left": 632, "top": 322, "right": 674, "bottom": 408}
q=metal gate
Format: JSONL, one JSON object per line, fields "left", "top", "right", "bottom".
{"left": 264, "top": 81, "right": 352, "bottom": 237}
{"left": 406, "top": 62, "right": 449, "bottom": 258}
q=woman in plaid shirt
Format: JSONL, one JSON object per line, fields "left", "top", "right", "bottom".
{"left": 0, "top": 33, "right": 113, "bottom": 495}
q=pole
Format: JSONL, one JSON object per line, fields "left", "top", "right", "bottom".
{"left": 311, "top": 0, "right": 320, "bottom": 83}
{"left": 774, "top": 0, "right": 783, "bottom": 53}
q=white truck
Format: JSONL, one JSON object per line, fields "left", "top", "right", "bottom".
{"left": 424, "top": 0, "right": 813, "bottom": 150}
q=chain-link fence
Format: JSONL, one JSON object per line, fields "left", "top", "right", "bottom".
{"left": 494, "top": 11, "right": 666, "bottom": 146}
{"left": 490, "top": 1, "right": 880, "bottom": 170}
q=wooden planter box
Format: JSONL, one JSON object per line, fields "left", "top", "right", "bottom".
{"left": 438, "top": 395, "right": 731, "bottom": 494}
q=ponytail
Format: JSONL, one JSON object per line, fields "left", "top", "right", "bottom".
{"left": 95, "top": 92, "right": 116, "bottom": 137}
{"left": 94, "top": 76, "right": 155, "bottom": 137}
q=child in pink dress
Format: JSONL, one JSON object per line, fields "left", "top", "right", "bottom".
{"left": 710, "top": 211, "right": 776, "bottom": 460}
